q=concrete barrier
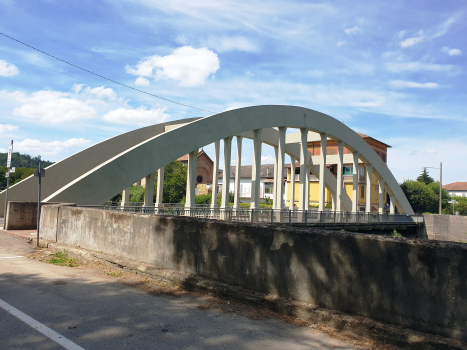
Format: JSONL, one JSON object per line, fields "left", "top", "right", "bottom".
{"left": 423, "top": 214, "right": 467, "bottom": 242}
{"left": 40, "top": 205, "right": 467, "bottom": 341}
{"left": 5, "top": 202, "right": 74, "bottom": 230}
{"left": 5, "top": 202, "right": 39, "bottom": 230}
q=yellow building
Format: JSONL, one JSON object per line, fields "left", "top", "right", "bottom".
{"left": 285, "top": 133, "right": 390, "bottom": 212}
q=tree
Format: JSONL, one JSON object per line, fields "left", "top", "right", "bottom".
{"left": 0, "top": 152, "right": 54, "bottom": 168}
{"left": 427, "top": 182, "right": 450, "bottom": 210}
{"left": 216, "top": 191, "right": 234, "bottom": 206}
{"left": 0, "top": 166, "right": 35, "bottom": 186}
{"left": 130, "top": 185, "right": 145, "bottom": 203}
{"left": 417, "top": 168, "right": 434, "bottom": 185}
{"left": 155, "top": 161, "right": 188, "bottom": 203}
{"left": 400, "top": 180, "right": 438, "bottom": 214}
{"left": 0, "top": 167, "right": 6, "bottom": 190}
{"left": 443, "top": 196, "right": 467, "bottom": 216}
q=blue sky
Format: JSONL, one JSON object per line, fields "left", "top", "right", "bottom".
{"left": 0, "top": 0, "right": 465, "bottom": 184}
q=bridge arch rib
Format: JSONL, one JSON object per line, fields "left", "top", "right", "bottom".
{"left": 37, "top": 105, "right": 412, "bottom": 215}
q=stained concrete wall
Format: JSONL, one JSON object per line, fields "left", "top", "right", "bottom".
{"left": 423, "top": 214, "right": 467, "bottom": 243}
{"left": 5, "top": 202, "right": 72, "bottom": 230}
{"left": 40, "top": 205, "right": 467, "bottom": 341}
{"left": 5, "top": 202, "right": 39, "bottom": 230}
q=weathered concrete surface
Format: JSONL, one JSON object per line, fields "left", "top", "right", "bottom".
{"left": 2, "top": 232, "right": 367, "bottom": 350}
{"left": 5, "top": 202, "right": 73, "bottom": 231}
{"left": 423, "top": 214, "right": 467, "bottom": 242}
{"left": 5, "top": 202, "right": 38, "bottom": 230}
{"left": 40, "top": 206, "right": 467, "bottom": 341}
{"left": 39, "top": 240, "right": 466, "bottom": 350}
{"left": 39, "top": 203, "right": 76, "bottom": 241}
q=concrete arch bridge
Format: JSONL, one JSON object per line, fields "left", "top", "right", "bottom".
{"left": 0, "top": 105, "right": 415, "bottom": 226}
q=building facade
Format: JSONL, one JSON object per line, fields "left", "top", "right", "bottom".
{"left": 443, "top": 182, "right": 467, "bottom": 197}
{"left": 217, "top": 164, "right": 279, "bottom": 203}
{"left": 285, "top": 133, "right": 391, "bottom": 212}
{"left": 177, "top": 149, "right": 215, "bottom": 195}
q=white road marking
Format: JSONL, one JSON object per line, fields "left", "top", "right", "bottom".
{"left": 0, "top": 256, "right": 24, "bottom": 259}
{"left": 0, "top": 298, "right": 85, "bottom": 350}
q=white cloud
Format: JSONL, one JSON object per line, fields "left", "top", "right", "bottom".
{"left": 13, "top": 90, "right": 97, "bottom": 123}
{"left": 433, "top": 14, "right": 462, "bottom": 38}
{"left": 175, "top": 34, "right": 188, "bottom": 45}
{"left": 84, "top": 86, "right": 116, "bottom": 100}
{"left": 441, "top": 47, "right": 462, "bottom": 56}
{"left": 202, "top": 36, "right": 259, "bottom": 52}
{"left": 390, "top": 80, "right": 438, "bottom": 89}
{"left": 72, "top": 83, "right": 84, "bottom": 93}
{"left": 387, "top": 137, "right": 467, "bottom": 185}
{"left": 245, "top": 71, "right": 254, "bottom": 77}
{"left": 126, "top": 46, "right": 220, "bottom": 87}
{"left": 12, "top": 138, "right": 91, "bottom": 156}
{"left": 400, "top": 36, "right": 424, "bottom": 48}
{"left": 336, "top": 41, "right": 346, "bottom": 46}
{"left": 103, "top": 106, "right": 169, "bottom": 126}
{"left": 134, "top": 77, "right": 150, "bottom": 86}
{"left": 386, "top": 61, "right": 454, "bottom": 73}
{"left": 0, "top": 124, "right": 19, "bottom": 135}
{"left": 344, "top": 26, "right": 363, "bottom": 35}
{"left": 0, "top": 60, "right": 19, "bottom": 77}
{"left": 261, "top": 155, "right": 275, "bottom": 163}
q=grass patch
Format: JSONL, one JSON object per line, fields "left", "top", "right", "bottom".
{"left": 48, "top": 251, "right": 78, "bottom": 267}
{"left": 106, "top": 271, "right": 122, "bottom": 277}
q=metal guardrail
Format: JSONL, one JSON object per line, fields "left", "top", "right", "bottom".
{"left": 81, "top": 204, "right": 423, "bottom": 226}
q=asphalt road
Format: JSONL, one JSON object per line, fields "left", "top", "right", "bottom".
{"left": 0, "top": 231, "right": 361, "bottom": 350}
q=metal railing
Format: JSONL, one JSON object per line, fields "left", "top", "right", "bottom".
{"left": 82, "top": 204, "right": 423, "bottom": 226}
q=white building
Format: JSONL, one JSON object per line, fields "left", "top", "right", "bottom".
{"left": 443, "top": 182, "right": 467, "bottom": 197}
{"left": 217, "top": 164, "right": 286, "bottom": 204}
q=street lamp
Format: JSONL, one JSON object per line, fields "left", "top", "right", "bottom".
{"left": 448, "top": 200, "right": 458, "bottom": 215}
{"left": 423, "top": 162, "right": 442, "bottom": 215}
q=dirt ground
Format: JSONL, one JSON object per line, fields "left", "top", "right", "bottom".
{"left": 29, "top": 244, "right": 402, "bottom": 350}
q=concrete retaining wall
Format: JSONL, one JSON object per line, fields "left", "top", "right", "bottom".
{"left": 423, "top": 214, "right": 467, "bottom": 242}
{"left": 40, "top": 205, "right": 467, "bottom": 341}
{"left": 5, "top": 202, "right": 39, "bottom": 230}
{"left": 5, "top": 202, "right": 73, "bottom": 230}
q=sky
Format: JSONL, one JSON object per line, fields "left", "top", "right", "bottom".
{"left": 0, "top": 0, "right": 465, "bottom": 184}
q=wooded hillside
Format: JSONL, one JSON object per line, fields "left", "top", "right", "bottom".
{"left": 0, "top": 152, "right": 54, "bottom": 168}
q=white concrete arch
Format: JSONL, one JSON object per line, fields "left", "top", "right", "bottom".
{"left": 1, "top": 105, "right": 413, "bottom": 215}
{"left": 0, "top": 118, "right": 199, "bottom": 216}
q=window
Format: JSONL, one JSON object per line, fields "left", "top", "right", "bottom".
{"left": 359, "top": 166, "right": 365, "bottom": 181}
{"left": 343, "top": 166, "right": 353, "bottom": 175}
{"left": 264, "top": 183, "right": 274, "bottom": 194}
{"left": 375, "top": 185, "right": 379, "bottom": 200}
{"left": 382, "top": 153, "right": 387, "bottom": 163}
{"left": 361, "top": 184, "right": 365, "bottom": 198}
{"left": 326, "top": 148, "right": 337, "bottom": 155}
{"left": 197, "top": 175, "right": 203, "bottom": 183}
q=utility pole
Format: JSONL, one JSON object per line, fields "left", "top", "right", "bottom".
{"left": 35, "top": 156, "right": 45, "bottom": 247}
{"left": 439, "top": 162, "right": 442, "bottom": 215}
{"left": 3, "top": 140, "right": 13, "bottom": 229}
{"left": 424, "top": 163, "right": 443, "bottom": 215}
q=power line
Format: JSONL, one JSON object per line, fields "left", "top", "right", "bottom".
{"left": 0, "top": 32, "right": 216, "bottom": 114}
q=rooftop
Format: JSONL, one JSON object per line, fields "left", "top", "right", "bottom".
{"left": 443, "top": 182, "right": 467, "bottom": 191}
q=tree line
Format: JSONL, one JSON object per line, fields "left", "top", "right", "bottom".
{"left": 0, "top": 152, "right": 54, "bottom": 168}
{"left": 401, "top": 169, "right": 466, "bottom": 215}
{"left": 0, "top": 152, "right": 54, "bottom": 189}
